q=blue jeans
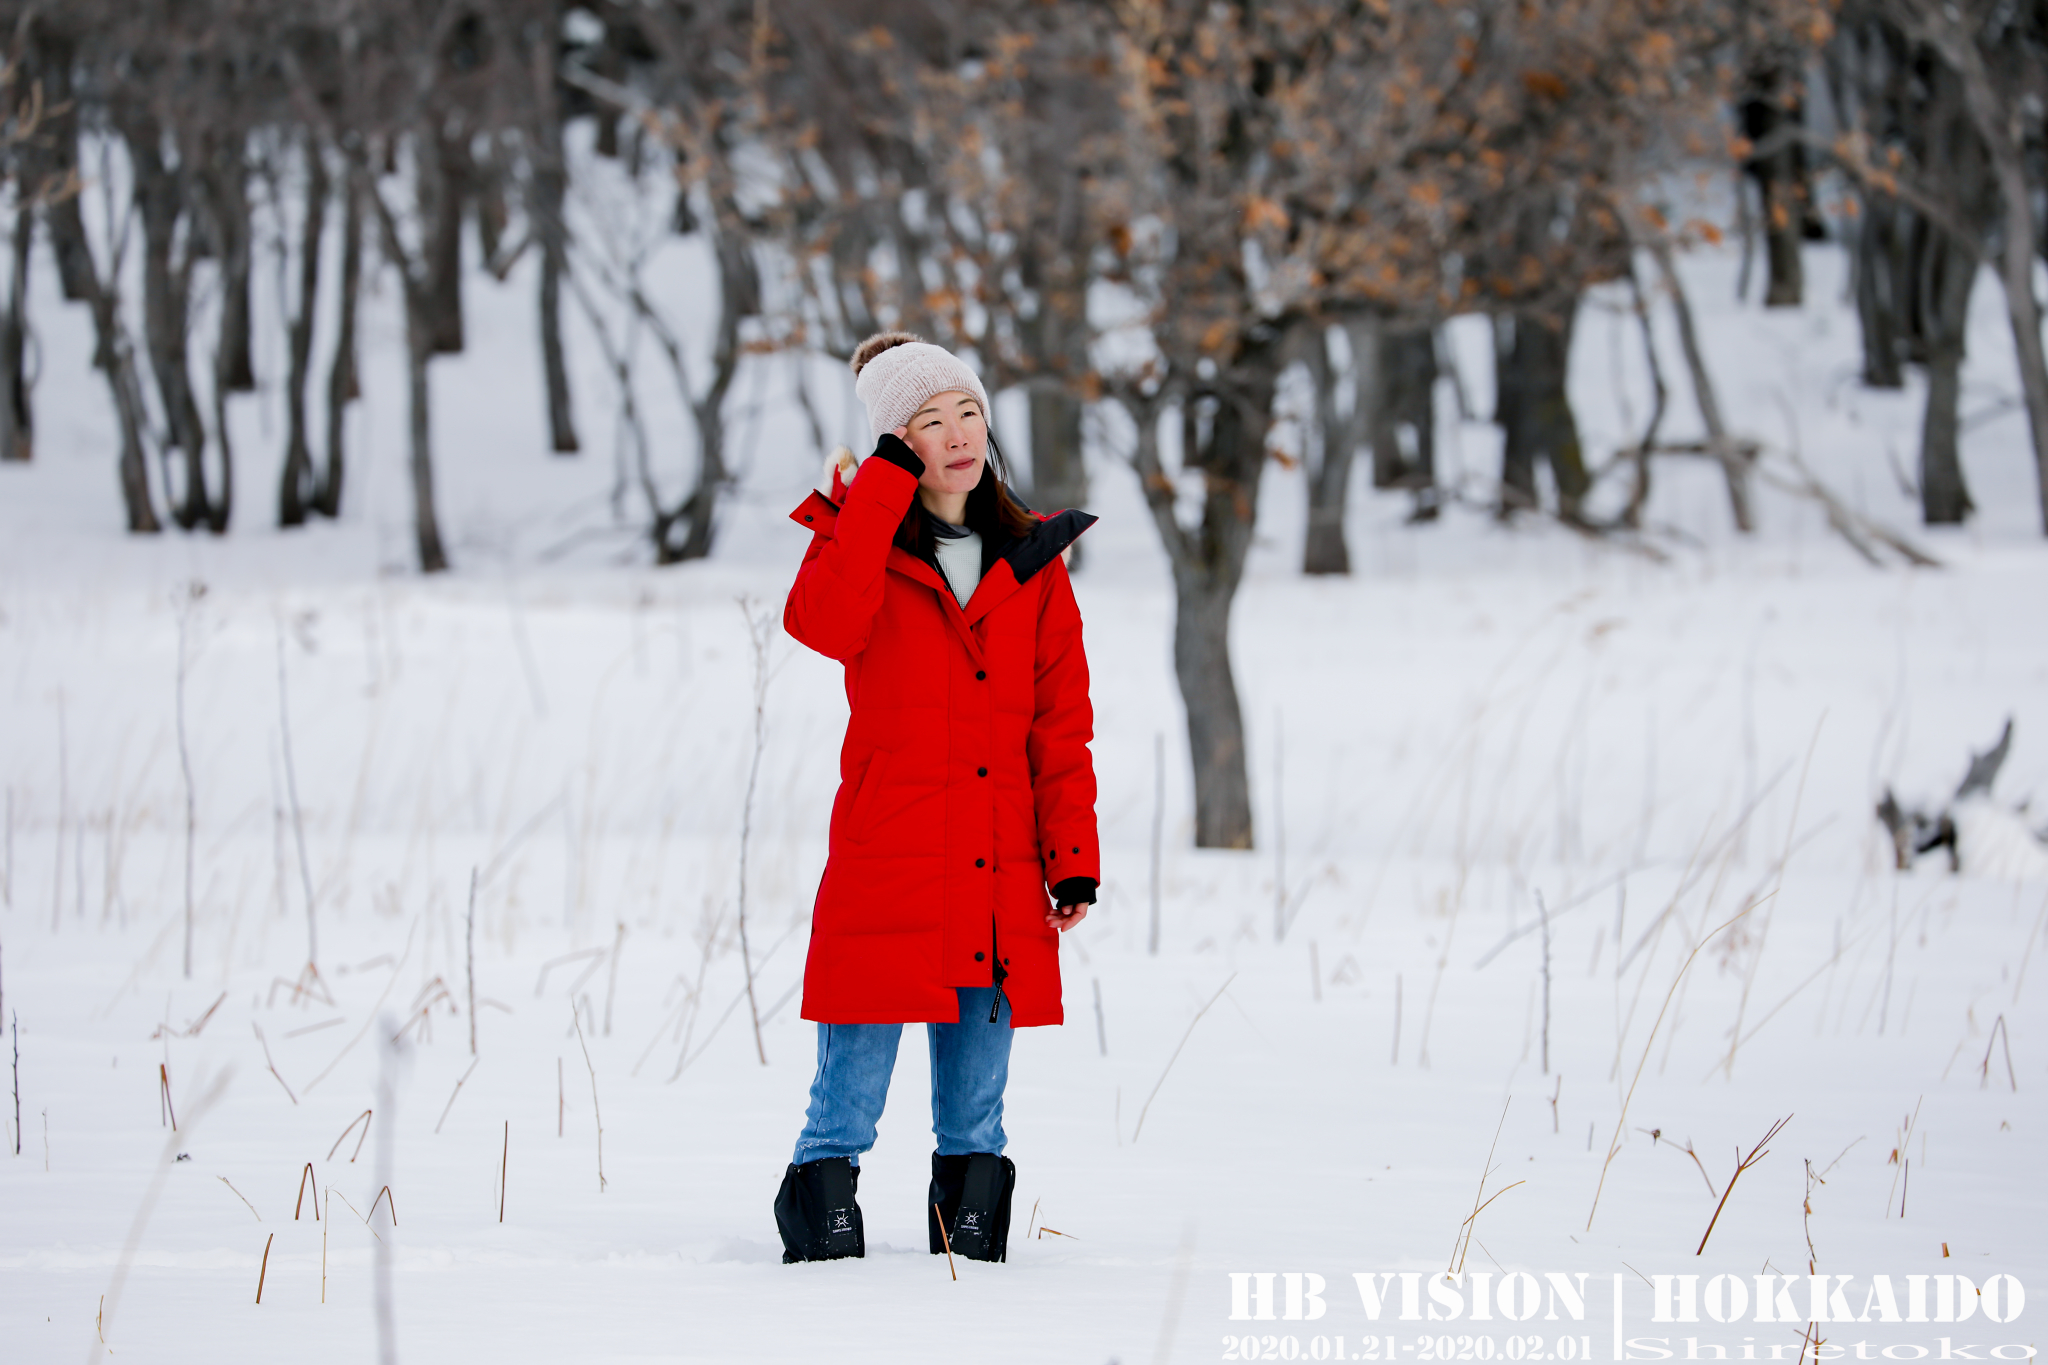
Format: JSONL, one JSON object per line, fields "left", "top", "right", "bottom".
{"left": 791, "top": 987, "right": 1012, "bottom": 1166}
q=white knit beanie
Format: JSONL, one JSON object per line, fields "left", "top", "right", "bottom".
{"left": 851, "top": 332, "right": 992, "bottom": 441}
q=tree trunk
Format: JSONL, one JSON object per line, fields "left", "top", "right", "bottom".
{"left": 1919, "top": 345, "right": 1971, "bottom": 525}
{"left": 1373, "top": 325, "right": 1438, "bottom": 497}
{"left": 1304, "top": 318, "right": 1369, "bottom": 575}
{"left": 207, "top": 308, "right": 235, "bottom": 535}
{"left": 280, "top": 135, "right": 327, "bottom": 527}
{"left": 473, "top": 146, "right": 508, "bottom": 270}
{"left": 1649, "top": 238, "right": 1756, "bottom": 533}
{"left": 1495, "top": 308, "right": 1588, "bottom": 520}
{"left": 1989, "top": 157, "right": 2048, "bottom": 535}
{"left": 317, "top": 169, "right": 362, "bottom": 520}
{"left": 55, "top": 94, "right": 158, "bottom": 529}
{"left": 1025, "top": 379, "right": 1087, "bottom": 569}
{"left": 1176, "top": 369, "right": 1271, "bottom": 849}
{"left": 423, "top": 130, "right": 467, "bottom": 356}
{"left": 129, "top": 122, "right": 211, "bottom": 530}
{"left": 0, "top": 207, "right": 33, "bottom": 463}
{"left": 1740, "top": 58, "right": 1811, "bottom": 308}
{"left": 77, "top": 257, "right": 159, "bottom": 531}
{"left": 654, "top": 221, "right": 752, "bottom": 563}
{"left": 365, "top": 153, "right": 451, "bottom": 573}
{"left": 404, "top": 297, "right": 449, "bottom": 573}
{"left": 1921, "top": 8, "right": 2048, "bottom": 535}
{"left": 23, "top": 26, "right": 94, "bottom": 305}
{"left": 204, "top": 136, "right": 257, "bottom": 394}
{"left": 1174, "top": 574, "right": 1251, "bottom": 849}
{"left": 538, "top": 193, "right": 579, "bottom": 454}
{"left": 1854, "top": 200, "right": 1910, "bottom": 388}
{"left": 1124, "top": 331, "right": 1282, "bottom": 850}
{"left": 528, "top": 26, "right": 580, "bottom": 456}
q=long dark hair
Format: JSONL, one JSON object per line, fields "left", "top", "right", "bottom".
{"left": 891, "top": 431, "right": 1040, "bottom": 577}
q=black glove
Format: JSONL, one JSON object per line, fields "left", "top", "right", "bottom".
{"left": 871, "top": 432, "right": 925, "bottom": 478}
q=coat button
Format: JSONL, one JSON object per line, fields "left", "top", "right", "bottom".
{"left": 977, "top": 767, "right": 988, "bottom": 777}
{"left": 975, "top": 858, "right": 985, "bottom": 868}
{"left": 803, "top": 514, "right": 814, "bottom": 522}
{"left": 1002, "top": 957, "right": 1010, "bottom": 966}
{"left": 1049, "top": 849, "right": 1057, "bottom": 859}
{"left": 1072, "top": 847, "right": 1079, "bottom": 854}
{"left": 974, "top": 952, "right": 985, "bottom": 962}
{"left": 975, "top": 670, "right": 986, "bottom": 680}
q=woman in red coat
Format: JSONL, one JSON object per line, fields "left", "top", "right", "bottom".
{"left": 772, "top": 331, "right": 1099, "bottom": 1266}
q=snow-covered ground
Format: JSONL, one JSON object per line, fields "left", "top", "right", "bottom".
{"left": 2, "top": 229, "right": 2046, "bottom": 1364}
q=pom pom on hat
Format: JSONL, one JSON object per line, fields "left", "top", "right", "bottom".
{"left": 850, "top": 331, "right": 992, "bottom": 439}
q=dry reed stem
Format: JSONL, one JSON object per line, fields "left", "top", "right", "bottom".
{"left": 466, "top": 868, "right": 479, "bottom": 1057}
{"left": 322, "top": 1187, "right": 329, "bottom": 1302}
{"left": 158, "top": 1063, "right": 177, "bottom": 1131}
{"left": 734, "top": 597, "right": 774, "bottom": 1067}
{"left": 2013, "top": 891, "right": 2048, "bottom": 1005}
{"left": 1132, "top": 973, "right": 1235, "bottom": 1142}
{"left": 1450, "top": 1100, "right": 1513, "bottom": 1275}
{"left": 667, "top": 920, "right": 800, "bottom": 1081}
{"left": 1695, "top": 1114, "right": 1792, "bottom": 1255}
{"left": 369, "top": 1185, "right": 397, "bottom": 1226}
{"left": 1719, "top": 922, "right": 1881, "bottom": 1067}
{"left": 255, "top": 1233, "right": 274, "bottom": 1303}
{"left": 305, "top": 915, "right": 418, "bottom": 1093}
{"left": 326, "top": 1109, "right": 372, "bottom": 1163}
{"left": 295, "top": 1162, "right": 321, "bottom": 1220}
{"left": 1980, "top": 1015, "right": 2017, "bottom": 1092}
{"left": 1027, "top": 1197, "right": 1041, "bottom": 1240}
{"left": 96, "top": 1069, "right": 229, "bottom": 1358}
{"left": 328, "top": 1187, "right": 381, "bottom": 1241}
{"left": 253, "top": 1023, "right": 298, "bottom": 1105}
{"left": 499, "top": 1121, "right": 508, "bottom": 1222}
{"left": 1619, "top": 770, "right": 1787, "bottom": 974}
{"left": 1537, "top": 891, "right": 1552, "bottom": 1074}
{"left": 172, "top": 605, "right": 196, "bottom": 980}
{"left": 533, "top": 947, "right": 606, "bottom": 997}
{"left": 276, "top": 620, "right": 319, "bottom": 969}
{"left": 1092, "top": 977, "right": 1108, "bottom": 1057}
{"left": 217, "top": 1176, "right": 261, "bottom": 1220}
{"left": 1587, "top": 898, "right": 1769, "bottom": 1230}
{"left": 1721, "top": 715, "right": 1827, "bottom": 1080}
{"left": 178, "top": 992, "right": 227, "bottom": 1037}
{"left": 1474, "top": 869, "right": 1632, "bottom": 970}
{"left": 1153, "top": 1222, "right": 1200, "bottom": 1365}
{"left": 433, "top": 1059, "right": 479, "bottom": 1134}
{"left": 1884, "top": 1098, "right": 1921, "bottom": 1218}
{"left": 1039, "top": 1225, "right": 1078, "bottom": 1238}
{"left": 603, "top": 922, "right": 626, "bottom": 1037}
{"left": 1391, "top": 973, "right": 1401, "bottom": 1066}
{"left": 573, "top": 1003, "right": 606, "bottom": 1191}
{"left": 934, "top": 1203, "right": 957, "bottom": 1280}
{"left": 1637, "top": 1129, "right": 1719, "bottom": 1199}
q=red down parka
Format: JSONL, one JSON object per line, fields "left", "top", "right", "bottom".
{"left": 783, "top": 450, "right": 1100, "bottom": 1028}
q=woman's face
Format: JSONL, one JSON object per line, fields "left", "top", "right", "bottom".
{"left": 897, "top": 390, "right": 987, "bottom": 499}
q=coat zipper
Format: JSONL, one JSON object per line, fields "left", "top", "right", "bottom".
{"left": 988, "top": 919, "right": 1009, "bottom": 1024}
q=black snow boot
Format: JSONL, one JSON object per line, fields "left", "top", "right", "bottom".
{"left": 927, "top": 1151, "right": 1016, "bottom": 1263}
{"left": 775, "top": 1157, "right": 865, "bottom": 1263}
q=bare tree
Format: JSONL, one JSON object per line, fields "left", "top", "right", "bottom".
{"left": 1879, "top": 0, "right": 2048, "bottom": 532}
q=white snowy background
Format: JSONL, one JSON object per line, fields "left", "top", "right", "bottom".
{"left": 1, "top": 153, "right": 2046, "bottom": 1364}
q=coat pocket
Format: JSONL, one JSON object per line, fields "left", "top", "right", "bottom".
{"left": 846, "top": 749, "right": 895, "bottom": 844}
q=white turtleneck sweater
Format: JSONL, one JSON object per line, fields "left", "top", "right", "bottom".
{"left": 930, "top": 517, "right": 983, "bottom": 608}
